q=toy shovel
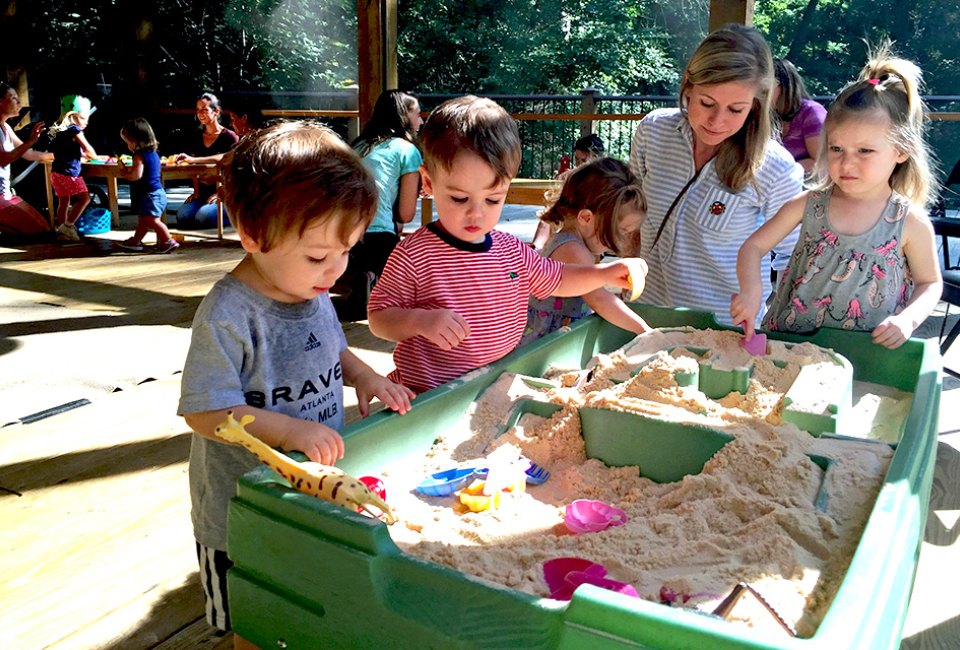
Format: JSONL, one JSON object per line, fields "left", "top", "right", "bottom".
{"left": 739, "top": 326, "right": 767, "bottom": 356}
{"left": 731, "top": 293, "right": 767, "bottom": 355}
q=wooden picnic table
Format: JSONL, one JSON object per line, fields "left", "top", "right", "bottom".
{"left": 419, "top": 177, "right": 557, "bottom": 226}
{"left": 42, "top": 157, "right": 227, "bottom": 238}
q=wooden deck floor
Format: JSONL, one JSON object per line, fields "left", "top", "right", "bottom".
{"left": 1, "top": 232, "right": 958, "bottom": 649}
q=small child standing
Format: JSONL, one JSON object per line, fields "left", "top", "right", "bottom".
{"left": 178, "top": 121, "right": 414, "bottom": 632}
{"left": 48, "top": 96, "right": 97, "bottom": 241}
{"left": 116, "top": 118, "right": 178, "bottom": 253}
{"left": 732, "top": 45, "right": 942, "bottom": 349}
{"left": 523, "top": 157, "right": 651, "bottom": 345}
{"left": 367, "top": 96, "right": 647, "bottom": 394}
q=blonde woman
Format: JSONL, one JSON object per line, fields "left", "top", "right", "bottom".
{"left": 629, "top": 24, "right": 804, "bottom": 326}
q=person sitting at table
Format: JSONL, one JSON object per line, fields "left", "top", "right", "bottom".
{"left": 772, "top": 58, "right": 826, "bottom": 175}
{"left": 173, "top": 92, "right": 239, "bottom": 229}
{"left": 221, "top": 95, "right": 267, "bottom": 138}
{"left": 0, "top": 82, "right": 54, "bottom": 238}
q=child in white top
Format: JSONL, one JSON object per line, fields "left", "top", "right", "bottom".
{"left": 732, "top": 45, "right": 942, "bottom": 349}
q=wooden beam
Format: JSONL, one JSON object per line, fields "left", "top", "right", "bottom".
{"left": 384, "top": 0, "right": 398, "bottom": 90}
{"left": 358, "top": 0, "right": 385, "bottom": 127}
{"left": 357, "top": 0, "right": 399, "bottom": 126}
{"left": 709, "top": 0, "right": 754, "bottom": 31}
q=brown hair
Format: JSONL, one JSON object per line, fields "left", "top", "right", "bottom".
{"left": 539, "top": 157, "right": 645, "bottom": 256}
{"left": 120, "top": 117, "right": 159, "bottom": 153}
{"left": 222, "top": 121, "right": 377, "bottom": 252}
{"left": 418, "top": 95, "right": 521, "bottom": 184}
{"left": 680, "top": 24, "right": 776, "bottom": 192}
{"left": 815, "top": 42, "right": 935, "bottom": 207}
{"left": 773, "top": 58, "right": 810, "bottom": 121}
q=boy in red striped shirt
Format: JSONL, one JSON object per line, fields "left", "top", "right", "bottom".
{"left": 368, "top": 96, "right": 646, "bottom": 394}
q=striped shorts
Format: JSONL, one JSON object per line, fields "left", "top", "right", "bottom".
{"left": 196, "top": 542, "right": 233, "bottom": 631}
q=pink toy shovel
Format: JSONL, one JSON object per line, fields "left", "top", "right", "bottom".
{"left": 731, "top": 293, "right": 767, "bottom": 355}
{"left": 739, "top": 325, "right": 767, "bottom": 356}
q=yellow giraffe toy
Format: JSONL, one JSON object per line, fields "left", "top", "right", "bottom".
{"left": 214, "top": 410, "right": 396, "bottom": 524}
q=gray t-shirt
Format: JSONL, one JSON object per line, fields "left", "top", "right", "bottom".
{"left": 178, "top": 274, "right": 347, "bottom": 549}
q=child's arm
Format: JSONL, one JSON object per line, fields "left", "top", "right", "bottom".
{"left": 184, "top": 406, "right": 344, "bottom": 465}
{"left": 552, "top": 257, "right": 646, "bottom": 299}
{"left": 368, "top": 306, "right": 471, "bottom": 350}
{"left": 731, "top": 193, "right": 808, "bottom": 336}
{"left": 340, "top": 349, "right": 415, "bottom": 416}
{"left": 871, "top": 209, "right": 943, "bottom": 349}
{"left": 175, "top": 151, "right": 228, "bottom": 165}
{"left": 115, "top": 153, "right": 144, "bottom": 181}
{"left": 395, "top": 172, "right": 420, "bottom": 224}
{"left": 0, "top": 122, "right": 53, "bottom": 165}
{"left": 75, "top": 131, "right": 97, "bottom": 160}
{"left": 551, "top": 239, "right": 651, "bottom": 335}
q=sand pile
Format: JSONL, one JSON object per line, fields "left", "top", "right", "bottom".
{"left": 384, "top": 328, "right": 902, "bottom": 637}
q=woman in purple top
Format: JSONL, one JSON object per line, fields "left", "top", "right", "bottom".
{"left": 773, "top": 58, "right": 826, "bottom": 174}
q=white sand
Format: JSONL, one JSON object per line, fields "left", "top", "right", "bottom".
{"left": 383, "top": 328, "right": 899, "bottom": 638}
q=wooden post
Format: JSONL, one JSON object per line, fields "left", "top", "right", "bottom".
{"left": 384, "top": 0, "right": 398, "bottom": 90}
{"left": 709, "top": 0, "right": 754, "bottom": 31}
{"left": 358, "top": 0, "right": 397, "bottom": 127}
{"left": 579, "top": 88, "right": 598, "bottom": 138}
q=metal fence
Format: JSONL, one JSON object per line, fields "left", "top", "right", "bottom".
{"left": 420, "top": 91, "right": 960, "bottom": 181}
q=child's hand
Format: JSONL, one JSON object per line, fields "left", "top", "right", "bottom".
{"left": 872, "top": 315, "right": 913, "bottom": 350}
{"left": 26, "top": 121, "right": 45, "bottom": 146}
{"left": 354, "top": 372, "right": 416, "bottom": 417}
{"left": 282, "top": 421, "right": 344, "bottom": 465}
{"left": 419, "top": 309, "right": 470, "bottom": 350}
{"left": 604, "top": 258, "right": 648, "bottom": 294}
{"left": 730, "top": 290, "right": 762, "bottom": 338}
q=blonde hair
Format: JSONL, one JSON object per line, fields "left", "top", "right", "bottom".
{"left": 419, "top": 95, "right": 521, "bottom": 184}
{"left": 814, "top": 43, "right": 935, "bottom": 207}
{"left": 538, "top": 157, "right": 645, "bottom": 256}
{"left": 222, "top": 121, "right": 377, "bottom": 252}
{"left": 46, "top": 110, "right": 85, "bottom": 139}
{"left": 680, "top": 24, "right": 775, "bottom": 192}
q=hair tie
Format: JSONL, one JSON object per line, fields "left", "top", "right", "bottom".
{"left": 867, "top": 78, "right": 881, "bottom": 86}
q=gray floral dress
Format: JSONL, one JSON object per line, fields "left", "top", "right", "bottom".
{"left": 522, "top": 231, "right": 592, "bottom": 345}
{"left": 762, "top": 188, "right": 912, "bottom": 333}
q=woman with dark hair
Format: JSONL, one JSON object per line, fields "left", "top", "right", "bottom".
{"left": 174, "top": 92, "right": 239, "bottom": 229}
{"left": 0, "top": 81, "right": 54, "bottom": 237}
{"left": 772, "top": 58, "right": 827, "bottom": 174}
{"left": 334, "top": 90, "right": 423, "bottom": 320}
{"left": 221, "top": 95, "right": 268, "bottom": 138}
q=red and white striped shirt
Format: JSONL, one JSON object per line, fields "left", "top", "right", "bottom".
{"left": 368, "top": 223, "right": 563, "bottom": 393}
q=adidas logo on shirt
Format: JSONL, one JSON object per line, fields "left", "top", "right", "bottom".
{"left": 304, "top": 332, "right": 323, "bottom": 351}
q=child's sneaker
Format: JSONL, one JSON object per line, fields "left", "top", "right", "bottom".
{"left": 118, "top": 238, "right": 144, "bottom": 251}
{"left": 155, "top": 239, "right": 180, "bottom": 254}
{"left": 56, "top": 223, "right": 80, "bottom": 242}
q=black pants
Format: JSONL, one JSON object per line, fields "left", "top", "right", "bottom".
{"left": 333, "top": 231, "right": 399, "bottom": 321}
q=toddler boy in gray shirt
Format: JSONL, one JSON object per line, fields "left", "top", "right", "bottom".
{"left": 178, "top": 121, "right": 415, "bottom": 632}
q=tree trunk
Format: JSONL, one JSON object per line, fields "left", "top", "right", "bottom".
{"left": 787, "top": 0, "right": 820, "bottom": 61}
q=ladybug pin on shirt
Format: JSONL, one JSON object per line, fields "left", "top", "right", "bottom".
{"left": 709, "top": 201, "right": 726, "bottom": 216}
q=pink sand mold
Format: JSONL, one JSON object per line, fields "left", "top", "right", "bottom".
{"left": 542, "top": 557, "right": 639, "bottom": 601}
{"left": 564, "top": 499, "right": 628, "bottom": 534}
